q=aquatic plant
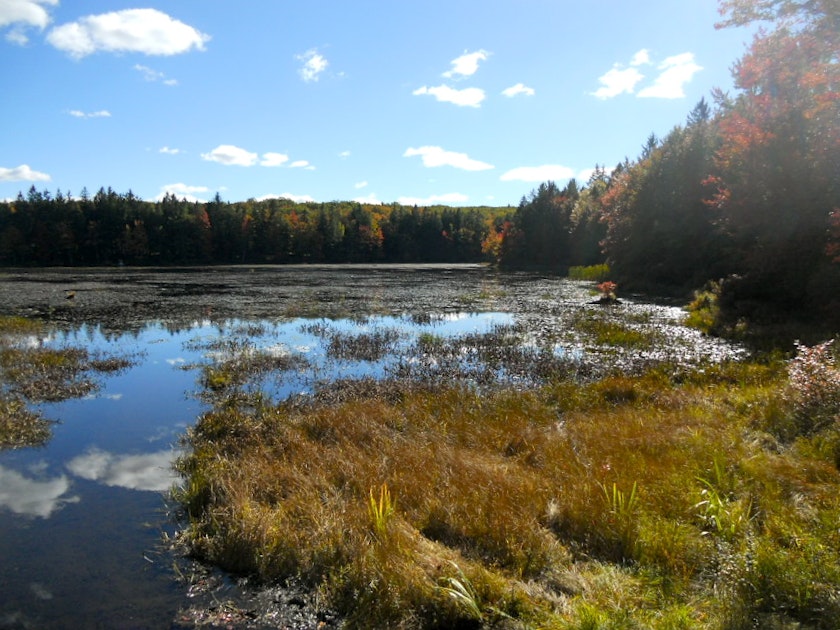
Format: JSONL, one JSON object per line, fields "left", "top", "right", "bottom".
{"left": 0, "top": 316, "right": 135, "bottom": 449}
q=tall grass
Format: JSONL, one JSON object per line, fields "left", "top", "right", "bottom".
{"left": 568, "top": 264, "right": 611, "bottom": 282}
{"left": 176, "top": 348, "right": 840, "bottom": 628}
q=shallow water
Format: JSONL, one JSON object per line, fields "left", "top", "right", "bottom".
{"left": 0, "top": 267, "right": 744, "bottom": 628}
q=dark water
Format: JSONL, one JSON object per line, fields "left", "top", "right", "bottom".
{"left": 0, "top": 267, "right": 744, "bottom": 628}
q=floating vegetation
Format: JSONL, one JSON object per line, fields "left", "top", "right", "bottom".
{"left": 0, "top": 315, "right": 136, "bottom": 449}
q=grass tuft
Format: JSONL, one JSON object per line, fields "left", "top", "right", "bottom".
{"left": 176, "top": 337, "right": 840, "bottom": 627}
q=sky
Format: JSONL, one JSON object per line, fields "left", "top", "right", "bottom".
{"left": 0, "top": 1, "right": 757, "bottom": 207}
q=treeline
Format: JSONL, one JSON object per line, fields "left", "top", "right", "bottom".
{"left": 0, "top": 190, "right": 506, "bottom": 266}
{"left": 493, "top": 0, "right": 839, "bottom": 329}
{"left": 3, "top": 0, "right": 837, "bottom": 331}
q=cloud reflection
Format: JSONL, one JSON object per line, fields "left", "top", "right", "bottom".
{"left": 66, "top": 448, "right": 181, "bottom": 492}
{"left": 0, "top": 465, "right": 79, "bottom": 518}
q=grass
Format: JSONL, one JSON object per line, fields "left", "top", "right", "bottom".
{"left": 175, "top": 346, "right": 840, "bottom": 628}
{"left": 0, "top": 315, "right": 135, "bottom": 449}
{"left": 568, "top": 264, "right": 612, "bottom": 282}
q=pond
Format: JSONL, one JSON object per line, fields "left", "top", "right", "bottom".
{"left": 0, "top": 266, "right": 744, "bottom": 628}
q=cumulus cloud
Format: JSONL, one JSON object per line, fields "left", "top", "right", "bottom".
{"left": 500, "top": 165, "right": 576, "bottom": 182}
{"left": 0, "top": 464, "right": 78, "bottom": 518}
{"left": 0, "top": 164, "right": 50, "bottom": 182}
{"left": 413, "top": 85, "right": 485, "bottom": 108}
{"left": 442, "top": 49, "right": 489, "bottom": 78}
{"left": 260, "top": 152, "right": 289, "bottom": 167}
{"left": 0, "top": 0, "right": 57, "bottom": 44}
{"left": 201, "top": 144, "right": 258, "bottom": 167}
{"left": 354, "top": 181, "right": 368, "bottom": 189}
{"left": 69, "top": 109, "right": 111, "bottom": 118}
{"left": 47, "top": 8, "right": 209, "bottom": 59}
{"left": 339, "top": 150, "right": 351, "bottom": 159}
{"left": 289, "top": 160, "right": 315, "bottom": 170}
{"left": 66, "top": 448, "right": 181, "bottom": 492}
{"left": 397, "top": 193, "right": 469, "bottom": 206}
{"left": 134, "top": 64, "right": 177, "bottom": 86}
{"left": 404, "top": 146, "right": 493, "bottom": 171}
{"left": 296, "top": 49, "right": 328, "bottom": 82}
{"left": 159, "top": 146, "right": 181, "bottom": 155}
{"left": 630, "top": 49, "right": 651, "bottom": 66}
{"left": 502, "top": 83, "right": 535, "bottom": 97}
{"left": 353, "top": 193, "right": 381, "bottom": 204}
{"left": 592, "top": 49, "right": 701, "bottom": 100}
{"left": 591, "top": 66, "right": 645, "bottom": 99}
{"left": 638, "top": 53, "right": 702, "bottom": 99}
{"left": 256, "top": 193, "right": 316, "bottom": 203}
{"left": 157, "top": 182, "right": 209, "bottom": 202}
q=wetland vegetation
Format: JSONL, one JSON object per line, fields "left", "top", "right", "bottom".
{"left": 173, "top": 299, "right": 840, "bottom": 628}
{"left": 0, "top": 264, "right": 838, "bottom": 628}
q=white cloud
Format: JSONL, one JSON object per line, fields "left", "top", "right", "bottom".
{"left": 577, "top": 167, "right": 598, "bottom": 183}
{"left": 201, "top": 144, "right": 258, "bottom": 167}
{"left": 289, "top": 160, "right": 315, "bottom": 170}
{"left": 260, "top": 152, "right": 289, "bottom": 167}
{"left": 47, "top": 8, "right": 209, "bottom": 59}
{"left": 638, "top": 53, "right": 702, "bottom": 99}
{"left": 257, "top": 193, "right": 315, "bottom": 203}
{"left": 69, "top": 109, "right": 111, "bottom": 118}
{"left": 0, "top": 464, "right": 78, "bottom": 518}
{"left": 134, "top": 63, "right": 177, "bottom": 86}
{"left": 397, "top": 193, "right": 469, "bottom": 206}
{"left": 159, "top": 146, "right": 181, "bottom": 155}
{"left": 630, "top": 49, "right": 651, "bottom": 66}
{"left": 339, "top": 150, "right": 351, "bottom": 159}
{"left": 500, "top": 165, "right": 576, "bottom": 182}
{"left": 157, "top": 182, "right": 209, "bottom": 202}
{"left": 354, "top": 181, "right": 368, "bottom": 189}
{"left": 413, "top": 85, "right": 485, "bottom": 108}
{"left": 501, "top": 83, "right": 535, "bottom": 98}
{"left": 404, "top": 146, "right": 493, "bottom": 171}
{"left": 66, "top": 448, "right": 181, "bottom": 492}
{"left": 0, "top": 164, "right": 50, "bottom": 182}
{"left": 0, "top": 0, "right": 58, "bottom": 44}
{"left": 591, "top": 66, "right": 645, "bottom": 99}
{"left": 353, "top": 193, "right": 381, "bottom": 204}
{"left": 296, "top": 48, "right": 328, "bottom": 82}
{"left": 442, "top": 49, "right": 489, "bottom": 78}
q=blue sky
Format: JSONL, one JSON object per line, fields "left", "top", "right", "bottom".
{"left": 0, "top": 1, "right": 755, "bottom": 207}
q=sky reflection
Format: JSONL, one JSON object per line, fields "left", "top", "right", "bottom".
{"left": 0, "top": 465, "right": 79, "bottom": 518}
{"left": 66, "top": 448, "right": 182, "bottom": 492}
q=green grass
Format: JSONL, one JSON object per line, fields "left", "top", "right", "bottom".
{"left": 568, "top": 264, "right": 611, "bottom": 282}
{"left": 175, "top": 351, "right": 840, "bottom": 628}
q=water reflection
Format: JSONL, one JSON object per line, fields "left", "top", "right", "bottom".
{"left": 0, "top": 465, "right": 79, "bottom": 518}
{"left": 66, "top": 448, "right": 182, "bottom": 492}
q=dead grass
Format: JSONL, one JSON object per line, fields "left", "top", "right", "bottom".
{"left": 176, "top": 353, "right": 840, "bottom": 628}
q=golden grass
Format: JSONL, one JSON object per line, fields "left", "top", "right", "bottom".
{"left": 176, "top": 358, "right": 840, "bottom": 628}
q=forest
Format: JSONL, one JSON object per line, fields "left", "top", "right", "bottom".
{"left": 2, "top": 0, "right": 838, "bottom": 333}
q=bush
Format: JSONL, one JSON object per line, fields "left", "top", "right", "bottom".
{"left": 787, "top": 339, "right": 840, "bottom": 435}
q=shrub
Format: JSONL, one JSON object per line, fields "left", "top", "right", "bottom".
{"left": 786, "top": 339, "right": 840, "bottom": 435}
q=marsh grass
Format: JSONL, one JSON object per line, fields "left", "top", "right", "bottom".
{"left": 572, "top": 311, "right": 659, "bottom": 349}
{"left": 0, "top": 315, "right": 135, "bottom": 449}
{"left": 176, "top": 344, "right": 840, "bottom": 628}
{"left": 568, "top": 264, "right": 612, "bottom": 282}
